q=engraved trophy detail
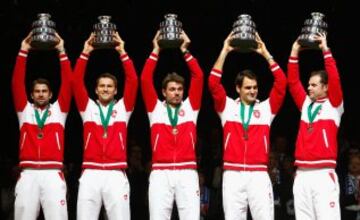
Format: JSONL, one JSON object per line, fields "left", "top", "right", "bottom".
{"left": 230, "top": 14, "right": 258, "bottom": 52}
{"left": 30, "top": 13, "right": 59, "bottom": 50}
{"left": 298, "top": 12, "right": 328, "bottom": 49}
{"left": 158, "top": 14, "right": 184, "bottom": 48}
{"left": 93, "top": 15, "right": 118, "bottom": 49}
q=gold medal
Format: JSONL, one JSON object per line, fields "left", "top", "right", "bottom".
{"left": 243, "top": 131, "right": 248, "bottom": 140}
{"left": 37, "top": 132, "right": 43, "bottom": 139}
{"left": 307, "top": 124, "right": 313, "bottom": 133}
{"left": 172, "top": 127, "right": 178, "bottom": 135}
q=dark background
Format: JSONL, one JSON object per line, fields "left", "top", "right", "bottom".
{"left": 0, "top": 0, "right": 357, "bottom": 219}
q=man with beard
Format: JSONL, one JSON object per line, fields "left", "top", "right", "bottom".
{"left": 141, "top": 30, "right": 204, "bottom": 220}
{"left": 12, "top": 32, "right": 72, "bottom": 220}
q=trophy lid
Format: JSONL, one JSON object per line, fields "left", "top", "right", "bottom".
{"left": 98, "top": 15, "right": 112, "bottom": 23}
{"left": 311, "top": 12, "right": 325, "bottom": 20}
{"left": 37, "top": 13, "right": 51, "bottom": 20}
{"left": 164, "top": 13, "right": 178, "bottom": 19}
{"left": 237, "top": 14, "right": 252, "bottom": 20}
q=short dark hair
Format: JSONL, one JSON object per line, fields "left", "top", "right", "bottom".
{"left": 32, "top": 78, "right": 51, "bottom": 93}
{"left": 96, "top": 73, "right": 118, "bottom": 88}
{"left": 235, "top": 69, "right": 257, "bottom": 87}
{"left": 310, "top": 70, "right": 328, "bottom": 85}
{"left": 162, "top": 72, "right": 185, "bottom": 89}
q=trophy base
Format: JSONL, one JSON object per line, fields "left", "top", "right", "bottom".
{"left": 30, "top": 40, "right": 58, "bottom": 50}
{"left": 158, "top": 39, "right": 183, "bottom": 49}
{"left": 298, "top": 39, "right": 320, "bottom": 49}
{"left": 230, "top": 39, "right": 258, "bottom": 53}
{"left": 92, "top": 41, "right": 119, "bottom": 49}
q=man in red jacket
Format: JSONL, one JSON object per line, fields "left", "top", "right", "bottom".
{"left": 12, "top": 32, "right": 72, "bottom": 220}
{"left": 141, "top": 30, "right": 203, "bottom": 220}
{"left": 208, "top": 32, "right": 287, "bottom": 220}
{"left": 72, "top": 32, "right": 138, "bottom": 220}
{"left": 288, "top": 33, "right": 343, "bottom": 220}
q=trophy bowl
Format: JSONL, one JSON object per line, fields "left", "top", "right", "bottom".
{"left": 158, "top": 14, "right": 184, "bottom": 48}
{"left": 30, "top": 13, "right": 59, "bottom": 50}
{"left": 298, "top": 12, "right": 327, "bottom": 49}
{"left": 230, "top": 14, "right": 258, "bottom": 52}
{"left": 92, "top": 15, "right": 118, "bottom": 49}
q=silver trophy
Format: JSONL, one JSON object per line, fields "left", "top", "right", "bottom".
{"left": 158, "top": 14, "right": 183, "bottom": 48}
{"left": 30, "top": 13, "right": 59, "bottom": 50}
{"left": 92, "top": 15, "right": 117, "bottom": 49}
{"left": 230, "top": 14, "right": 258, "bottom": 52}
{"left": 298, "top": 12, "right": 327, "bottom": 49}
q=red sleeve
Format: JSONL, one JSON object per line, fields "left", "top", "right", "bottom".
{"left": 12, "top": 50, "right": 28, "bottom": 111}
{"left": 268, "top": 63, "right": 287, "bottom": 114}
{"left": 287, "top": 56, "right": 306, "bottom": 110}
{"left": 323, "top": 51, "right": 343, "bottom": 107}
{"left": 120, "top": 54, "right": 138, "bottom": 112}
{"left": 185, "top": 53, "right": 204, "bottom": 110}
{"left": 140, "top": 53, "right": 159, "bottom": 112}
{"left": 57, "top": 53, "right": 72, "bottom": 113}
{"left": 208, "top": 68, "right": 227, "bottom": 112}
{"left": 72, "top": 53, "right": 90, "bottom": 111}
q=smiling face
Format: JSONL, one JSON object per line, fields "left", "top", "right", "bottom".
{"left": 31, "top": 83, "right": 52, "bottom": 108}
{"left": 236, "top": 76, "right": 258, "bottom": 105}
{"left": 95, "top": 77, "right": 117, "bottom": 106}
{"left": 162, "top": 81, "right": 184, "bottom": 107}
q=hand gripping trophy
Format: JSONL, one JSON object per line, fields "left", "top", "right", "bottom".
{"left": 229, "top": 14, "right": 258, "bottom": 52}
{"left": 30, "top": 13, "right": 59, "bottom": 49}
{"left": 298, "top": 12, "right": 328, "bottom": 49}
{"left": 158, "top": 13, "right": 184, "bottom": 49}
{"left": 92, "top": 15, "right": 118, "bottom": 49}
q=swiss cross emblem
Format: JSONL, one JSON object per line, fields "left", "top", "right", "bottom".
{"left": 111, "top": 110, "right": 117, "bottom": 117}
{"left": 178, "top": 109, "right": 185, "bottom": 117}
{"left": 330, "top": 201, "right": 335, "bottom": 208}
{"left": 47, "top": 110, "right": 52, "bottom": 116}
{"left": 253, "top": 110, "right": 260, "bottom": 118}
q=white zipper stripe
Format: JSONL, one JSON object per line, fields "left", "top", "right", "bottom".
{"left": 84, "top": 133, "right": 91, "bottom": 150}
{"left": 55, "top": 132, "right": 61, "bottom": 150}
{"left": 224, "top": 133, "right": 231, "bottom": 150}
{"left": 119, "top": 132, "right": 125, "bottom": 150}
{"left": 153, "top": 134, "right": 159, "bottom": 151}
{"left": 20, "top": 132, "right": 27, "bottom": 150}
{"left": 322, "top": 129, "right": 329, "bottom": 148}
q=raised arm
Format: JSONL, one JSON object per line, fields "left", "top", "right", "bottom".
{"left": 12, "top": 32, "right": 32, "bottom": 111}
{"left": 72, "top": 34, "right": 94, "bottom": 111}
{"left": 113, "top": 32, "right": 138, "bottom": 112}
{"left": 55, "top": 33, "right": 72, "bottom": 113}
{"left": 140, "top": 31, "right": 160, "bottom": 112}
{"left": 253, "top": 33, "right": 287, "bottom": 114}
{"left": 208, "top": 32, "right": 234, "bottom": 112}
{"left": 287, "top": 39, "right": 307, "bottom": 110}
{"left": 315, "top": 33, "right": 343, "bottom": 107}
{"left": 180, "top": 31, "right": 203, "bottom": 110}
